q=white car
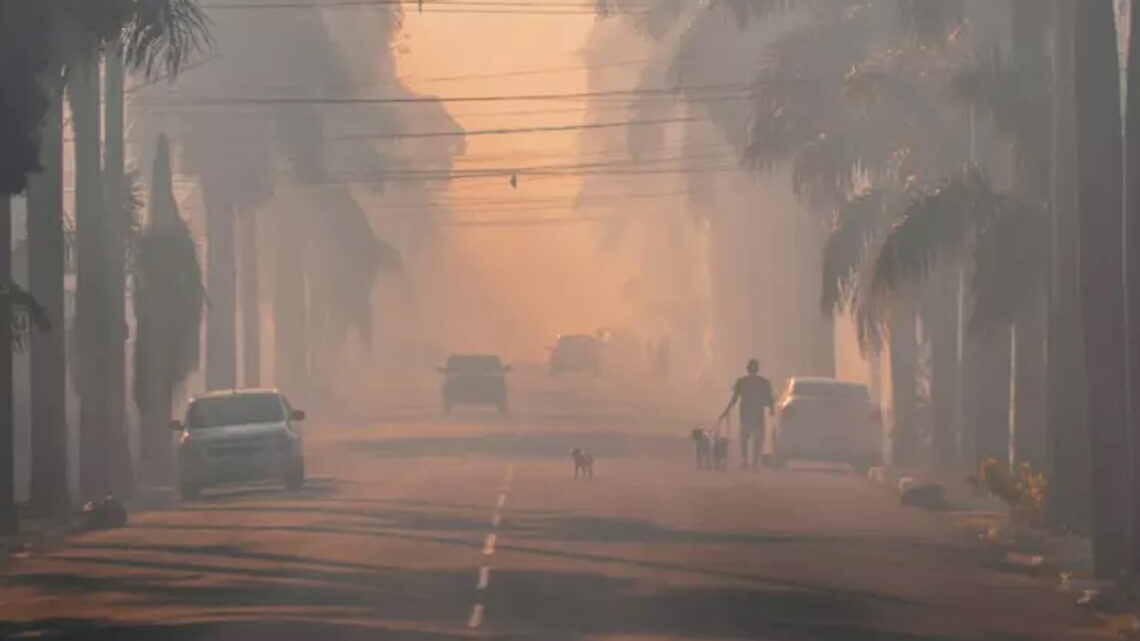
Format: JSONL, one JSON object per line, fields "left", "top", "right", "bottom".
{"left": 173, "top": 389, "right": 306, "bottom": 500}
{"left": 772, "top": 377, "right": 882, "bottom": 474}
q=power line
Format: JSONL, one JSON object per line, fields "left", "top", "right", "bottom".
{"left": 331, "top": 115, "right": 702, "bottom": 140}
{"left": 200, "top": 0, "right": 649, "bottom": 10}
{"left": 134, "top": 82, "right": 752, "bottom": 107}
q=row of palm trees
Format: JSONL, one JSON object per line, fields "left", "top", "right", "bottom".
{"left": 594, "top": 0, "right": 1140, "bottom": 579}
{"left": 0, "top": 0, "right": 210, "bottom": 535}
{"left": 0, "top": 0, "right": 423, "bottom": 535}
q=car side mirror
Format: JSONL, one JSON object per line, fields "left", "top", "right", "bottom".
{"left": 170, "top": 419, "right": 184, "bottom": 431}
{"left": 290, "top": 409, "right": 306, "bottom": 421}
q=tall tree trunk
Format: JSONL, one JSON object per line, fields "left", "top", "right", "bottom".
{"left": 1125, "top": 0, "right": 1140, "bottom": 575}
{"left": 71, "top": 54, "right": 112, "bottom": 500}
{"left": 969, "top": 328, "right": 1012, "bottom": 465}
{"left": 273, "top": 207, "right": 307, "bottom": 406}
{"left": 102, "top": 48, "right": 132, "bottom": 498}
{"left": 1009, "top": 0, "right": 1051, "bottom": 473}
{"left": 889, "top": 299, "right": 919, "bottom": 467}
{"left": 929, "top": 265, "right": 960, "bottom": 471}
{"left": 205, "top": 193, "right": 236, "bottom": 391}
{"left": 1048, "top": 0, "right": 1091, "bottom": 533}
{"left": 0, "top": 196, "right": 15, "bottom": 536}
{"left": 239, "top": 211, "right": 260, "bottom": 387}
{"left": 1013, "top": 307, "right": 1048, "bottom": 469}
{"left": 27, "top": 72, "right": 68, "bottom": 516}
{"left": 1075, "top": 0, "right": 1129, "bottom": 579}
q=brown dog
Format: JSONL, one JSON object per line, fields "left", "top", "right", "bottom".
{"left": 691, "top": 427, "right": 712, "bottom": 469}
{"left": 712, "top": 433, "right": 729, "bottom": 470}
{"left": 571, "top": 448, "right": 594, "bottom": 479}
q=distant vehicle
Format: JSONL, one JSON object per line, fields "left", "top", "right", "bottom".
{"left": 772, "top": 377, "right": 882, "bottom": 474}
{"left": 549, "top": 334, "right": 601, "bottom": 377}
{"left": 173, "top": 389, "right": 306, "bottom": 500}
{"left": 439, "top": 354, "right": 511, "bottom": 414}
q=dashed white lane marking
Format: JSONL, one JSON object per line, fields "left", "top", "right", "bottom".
{"left": 468, "top": 603, "right": 485, "bottom": 629}
{"left": 468, "top": 464, "right": 513, "bottom": 630}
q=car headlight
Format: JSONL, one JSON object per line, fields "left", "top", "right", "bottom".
{"left": 178, "top": 431, "right": 192, "bottom": 448}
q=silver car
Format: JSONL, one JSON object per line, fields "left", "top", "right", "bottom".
{"left": 773, "top": 377, "right": 882, "bottom": 474}
{"left": 172, "top": 389, "right": 306, "bottom": 500}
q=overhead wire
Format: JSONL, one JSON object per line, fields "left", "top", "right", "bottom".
{"left": 133, "top": 82, "right": 753, "bottom": 106}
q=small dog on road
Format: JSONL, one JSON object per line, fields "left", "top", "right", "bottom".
{"left": 571, "top": 448, "right": 594, "bottom": 479}
{"left": 691, "top": 427, "right": 712, "bottom": 469}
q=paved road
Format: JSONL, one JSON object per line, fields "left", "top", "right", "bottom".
{"left": 0, "top": 373, "right": 1106, "bottom": 640}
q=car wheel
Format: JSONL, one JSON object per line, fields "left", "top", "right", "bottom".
{"left": 180, "top": 483, "right": 202, "bottom": 501}
{"left": 285, "top": 459, "right": 306, "bottom": 491}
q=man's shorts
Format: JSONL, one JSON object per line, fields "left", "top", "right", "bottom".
{"left": 740, "top": 419, "right": 765, "bottom": 438}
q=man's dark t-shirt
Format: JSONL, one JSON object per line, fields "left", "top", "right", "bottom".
{"left": 734, "top": 375, "right": 774, "bottom": 427}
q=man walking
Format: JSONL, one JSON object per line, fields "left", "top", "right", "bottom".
{"left": 720, "top": 359, "right": 774, "bottom": 470}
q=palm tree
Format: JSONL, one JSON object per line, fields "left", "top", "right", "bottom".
{"left": 134, "top": 135, "right": 204, "bottom": 486}
{"left": 69, "top": 46, "right": 118, "bottom": 499}
{"left": 239, "top": 210, "right": 259, "bottom": 387}
{"left": 25, "top": 67, "right": 68, "bottom": 518}
{"left": 65, "top": 0, "right": 209, "bottom": 499}
{"left": 1074, "top": 0, "right": 1128, "bottom": 579}
{"left": 1124, "top": 0, "right": 1140, "bottom": 576}
{"left": 1047, "top": 0, "right": 1090, "bottom": 535}
{"left": 104, "top": 47, "right": 128, "bottom": 482}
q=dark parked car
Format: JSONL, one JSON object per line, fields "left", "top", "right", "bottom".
{"left": 439, "top": 354, "right": 511, "bottom": 414}
{"left": 549, "top": 334, "right": 601, "bottom": 376}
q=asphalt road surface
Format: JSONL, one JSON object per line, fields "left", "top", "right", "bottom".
{"left": 0, "top": 371, "right": 1106, "bottom": 640}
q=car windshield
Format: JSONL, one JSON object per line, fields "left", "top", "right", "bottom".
{"left": 791, "top": 381, "right": 871, "bottom": 401}
{"left": 446, "top": 355, "right": 503, "bottom": 373}
{"left": 185, "top": 393, "right": 286, "bottom": 429}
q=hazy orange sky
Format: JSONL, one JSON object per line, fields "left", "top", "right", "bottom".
{"left": 395, "top": 10, "right": 638, "bottom": 360}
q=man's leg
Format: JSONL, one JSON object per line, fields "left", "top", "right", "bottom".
{"left": 751, "top": 426, "right": 763, "bottom": 469}
{"left": 740, "top": 428, "right": 751, "bottom": 469}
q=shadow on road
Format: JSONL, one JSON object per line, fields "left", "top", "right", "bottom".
{"left": 484, "top": 570, "right": 986, "bottom": 641}
{"left": 0, "top": 619, "right": 492, "bottom": 641}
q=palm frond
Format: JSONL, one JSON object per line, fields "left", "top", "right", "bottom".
{"left": 865, "top": 166, "right": 991, "bottom": 299}
{"left": 120, "top": 0, "right": 213, "bottom": 80}
{"left": 857, "top": 166, "right": 993, "bottom": 345}
{"left": 820, "top": 188, "right": 887, "bottom": 316}
{"left": 967, "top": 196, "right": 1047, "bottom": 333}
{"left": 894, "top": 0, "right": 964, "bottom": 42}
{"left": 5, "top": 281, "right": 51, "bottom": 351}
{"left": 0, "top": 1, "right": 53, "bottom": 195}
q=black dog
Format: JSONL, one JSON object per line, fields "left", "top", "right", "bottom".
{"left": 691, "top": 427, "right": 712, "bottom": 469}
{"left": 571, "top": 448, "right": 594, "bottom": 479}
{"left": 712, "top": 433, "right": 729, "bottom": 470}
{"left": 78, "top": 496, "right": 128, "bottom": 532}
